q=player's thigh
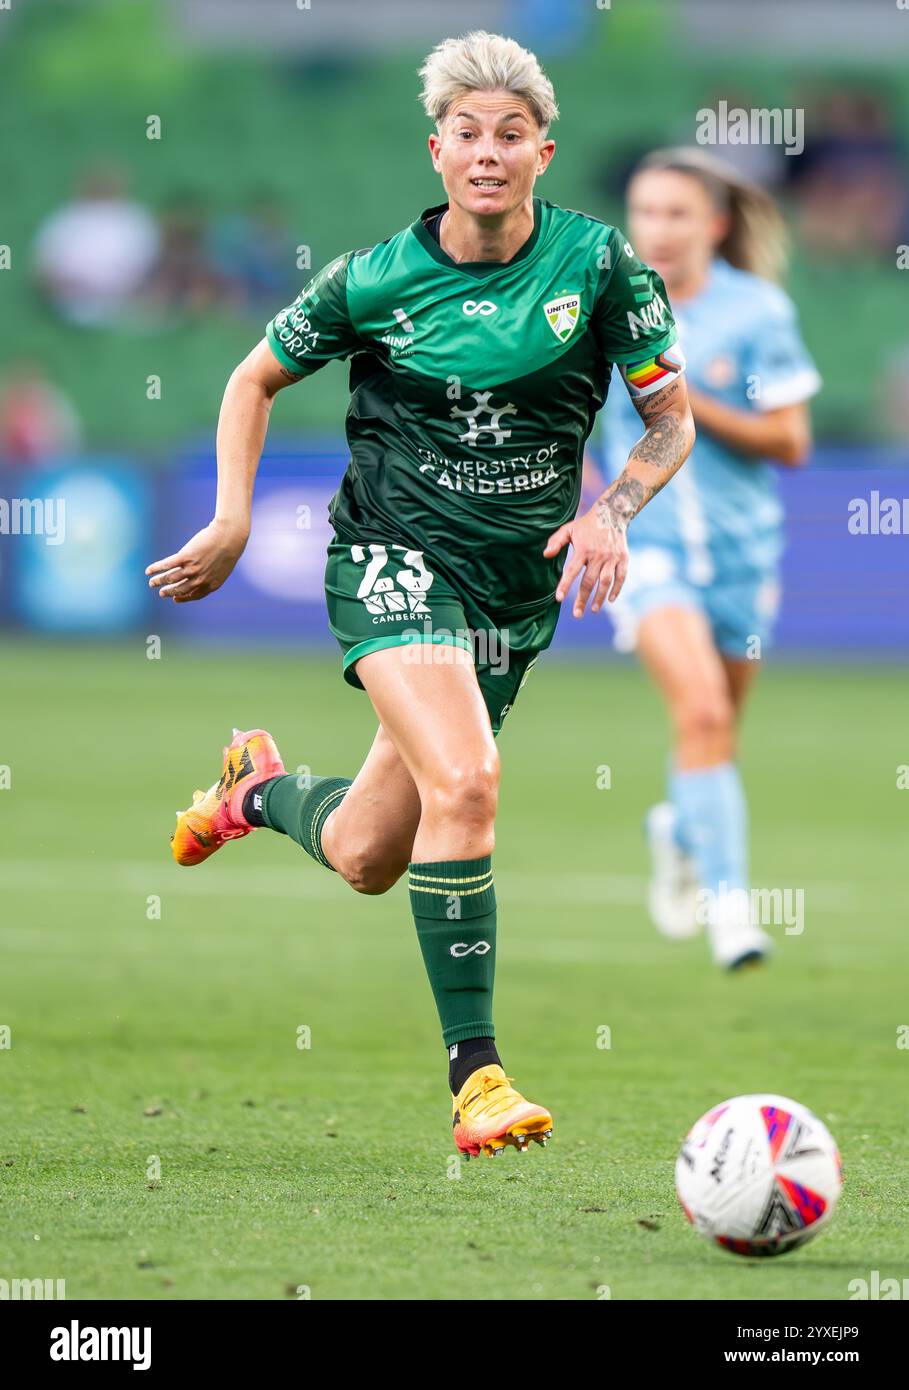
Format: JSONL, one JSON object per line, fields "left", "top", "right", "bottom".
{"left": 354, "top": 642, "right": 499, "bottom": 807}
{"left": 636, "top": 603, "right": 734, "bottom": 731}
{"left": 322, "top": 722, "right": 422, "bottom": 872}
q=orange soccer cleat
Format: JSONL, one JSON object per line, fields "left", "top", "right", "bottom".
{"left": 452, "top": 1065, "right": 553, "bottom": 1158}
{"left": 171, "top": 728, "right": 285, "bottom": 866}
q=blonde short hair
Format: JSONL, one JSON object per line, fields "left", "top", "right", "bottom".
{"left": 418, "top": 31, "right": 559, "bottom": 136}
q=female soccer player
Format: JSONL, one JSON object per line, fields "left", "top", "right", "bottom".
{"left": 588, "top": 148, "right": 820, "bottom": 970}
{"left": 146, "top": 33, "right": 694, "bottom": 1155}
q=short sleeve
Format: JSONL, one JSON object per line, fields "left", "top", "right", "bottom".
{"left": 594, "top": 227, "right": 678, "bottom": 364}
{"left": 744, "top": 289, "right": 822, "bottom": 411}
{"left": 266, "top": 251, "right": 363, "bottom": 377}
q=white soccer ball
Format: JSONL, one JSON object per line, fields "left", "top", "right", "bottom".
{"left": 675, "top": 1094, "right": 843, "bottom": 1256}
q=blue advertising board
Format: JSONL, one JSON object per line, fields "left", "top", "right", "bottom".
{"left": 2, "top": 444, "right": 906, "bottom": 656}
{"left": 156, "top": 447, "right": 342, "bottom": 648}
{"left": 1, "top": 461, "right": 153, "bottom": 634}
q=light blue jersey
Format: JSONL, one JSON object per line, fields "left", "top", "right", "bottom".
{"left": 601, "top": 258, "right": 821, "bottom": 655}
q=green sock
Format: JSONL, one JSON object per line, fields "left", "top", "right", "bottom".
{"left": 260, "top": 774, "right": 352, "bottom": 869}
{"left": 409, "top": 857, "right": 496, "bottom": 1046}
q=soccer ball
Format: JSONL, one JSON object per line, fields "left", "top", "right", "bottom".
{"left": 675, "top": 1093, "right": 842, "bottom": 1256}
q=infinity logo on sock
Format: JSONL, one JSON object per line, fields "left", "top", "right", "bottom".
{"left": 449, "top": 941, "right": 491, "bottom": 958}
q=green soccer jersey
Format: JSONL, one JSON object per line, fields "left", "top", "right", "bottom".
{"left": 266, "top": 197, "right": 678, "bottom": 617}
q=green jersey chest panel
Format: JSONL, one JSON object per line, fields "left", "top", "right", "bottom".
{"left": 340, "top": 202, "right": 675, "bottom": 467}
{"left": 265, "top": 200, "right": 677, "bottom": 613}
{"left": 268, "top": 200, "right": 677, "bottom": 460}
{"left": 348, "top": 202, "right": 607, "bottom": 390}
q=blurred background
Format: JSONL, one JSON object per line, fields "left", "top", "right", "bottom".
{"left": 1, "top": 0, "right": 907, "bottom": 653}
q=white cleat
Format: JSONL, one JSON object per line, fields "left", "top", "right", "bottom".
{"left": 707, "top": 890, "right": 773, "bottom": 970}
{"left": 645, "top": 803, "right": 701, "bottom": 940}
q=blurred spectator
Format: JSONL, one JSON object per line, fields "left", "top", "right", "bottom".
{"left": 32, "top": 165, "right": 160, "bottom": 327}
{"left": 786, "top": 91, "right": 908, "bottom": 259}
{"left": 0, "top": 361, "right": 81, "bottom": 463}
{"left": 142, "top": 194, "right": 224, "bottom": 316}
{"left": 209, "top": 191, "right": 295, "bottom": 309}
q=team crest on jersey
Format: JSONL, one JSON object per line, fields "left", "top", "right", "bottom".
{"left": 543, "top": 292, "right": 581, "bottom": 343}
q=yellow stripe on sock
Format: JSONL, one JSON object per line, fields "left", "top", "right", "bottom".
{"left": 408, "top": 871, "right": 494, "bottom": 887}
{"left": 310, "top": 786, "right": 348, "bottom": 864}
{"left": 408, "top": 879, "right": 494, "bottom": 896}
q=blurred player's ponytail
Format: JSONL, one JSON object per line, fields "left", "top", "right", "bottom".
{"left": 633, "top": 146, "right": 788, "bottom": 283}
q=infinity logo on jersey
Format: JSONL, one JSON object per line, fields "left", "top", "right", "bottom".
{"left": 462, "top": 299, "right": 497, "bottom": 316}
{"left": 449, "top": 941, "right": 491, "bottom": 958}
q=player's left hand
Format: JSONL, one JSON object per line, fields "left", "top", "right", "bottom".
{"left": 544, "top": 505, "right": 629, "bottom": 617}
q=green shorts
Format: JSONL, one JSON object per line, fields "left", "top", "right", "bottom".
{"left": 324, "top": 532, "right": 559, "bottom": 735}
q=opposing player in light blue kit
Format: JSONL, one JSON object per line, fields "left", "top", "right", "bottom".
{"left": 587, "top": 148, "right": 821, "bottom": 969}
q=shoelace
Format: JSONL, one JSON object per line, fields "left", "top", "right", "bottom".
{"left": 463, "top": 1073, "right": 518, "bottom": 1119}
{"left": 189, "top": 785, "right": 246, "bottom": 839}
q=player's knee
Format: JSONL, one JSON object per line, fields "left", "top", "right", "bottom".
{"left": 336, "top": 841, "right": 407, "bottom": 896}
{"left": 677, "top": 688, "right": 735, "bottom": 744}
{"left": 425, "top": 753, "right": 500, "bottom": 830}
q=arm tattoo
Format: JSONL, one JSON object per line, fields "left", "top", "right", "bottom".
{"left": 628, "top": 411, "right": 685, "bottom": 470}
{"left": 596, "top": 410, "right": 690, "bottom": 530}
{"left": 634, "top": 375, "right": 683, "bottom": 423}
{"left": 597, "top": 478, "right": 644, "bottom": 530}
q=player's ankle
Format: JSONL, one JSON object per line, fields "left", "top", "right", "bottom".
{"left": 241, "top": 775, "right": 283, "bottom": 827}
{"left": 448, "top": 1037, "right": 501, "bottom": 1095}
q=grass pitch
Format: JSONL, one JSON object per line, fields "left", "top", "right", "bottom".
{"left": 2, "top": 640, "right": 907, "bottom": 1300}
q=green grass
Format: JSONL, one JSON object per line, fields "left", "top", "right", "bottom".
{"left": 1, "top": 640, "right": 907, "bottom": 1300}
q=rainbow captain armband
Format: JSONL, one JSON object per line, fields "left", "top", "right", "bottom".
{"left": 620, "top": 343, "right": 687, "bottom": 399}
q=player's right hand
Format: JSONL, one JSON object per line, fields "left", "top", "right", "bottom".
{"left": 146, "top": 519, "right": 248, "bottom": 603}
{"left": 544, "top": 505, "right": 630, "bottom": 618}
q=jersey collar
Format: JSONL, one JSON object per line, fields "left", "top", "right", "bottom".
{"left": 411, "top": 197, "right": 543, "bottom": 278}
